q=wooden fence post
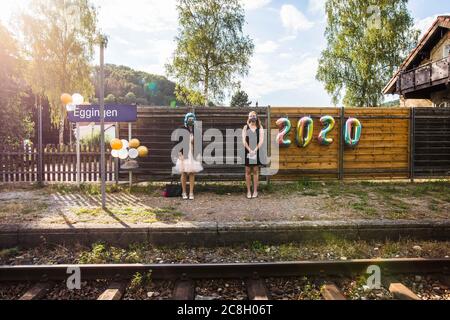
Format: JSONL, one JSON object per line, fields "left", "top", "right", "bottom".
{"left": 410, "top": 107, "right": 415, "bottom": 182}
{"left": 339, "top": 107, "right": 345, "bottom": 180}
{"left": 37, "top": 95, "right": 43, "bottom": 185}
{"left": 266, "top": 105, "right": 271, "bottom": 185}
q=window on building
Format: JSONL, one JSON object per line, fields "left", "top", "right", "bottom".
{"left": 444, "top": 44, "right": 450, "bottom": 58}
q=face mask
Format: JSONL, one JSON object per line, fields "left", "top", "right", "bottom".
{"left": 187, "top": 118, "right": 195, "bottom": 127}
{"left": 249, "top": 116, "right": 257, "bottom": 122}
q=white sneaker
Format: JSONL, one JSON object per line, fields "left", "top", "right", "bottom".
{"left": 252, "top": 192, "right": 258, "bottom": 199}
{"left": 182, "top": 193, "right": 188, "bottom": 200}
{"left": 247, "top": 192, "right": 252, "bottom": 199}
{"left": 189, "top": 194, "right": 194, "bottom": 200}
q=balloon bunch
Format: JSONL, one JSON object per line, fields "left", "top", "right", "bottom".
{"left": 110, "top": 138, "right": 149, "bottom": 160}
{"left": 61, "top": 93, "right": 85, "bottom": 111}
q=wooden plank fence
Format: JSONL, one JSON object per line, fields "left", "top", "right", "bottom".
{"left": 0, "top": 144, "right": 116, "bottom": 183}
{"left": 119, "top": 107, "right": 268, "bottom": 181}
{"left": 1, "top": 106, "right": 449, "bottom": 184}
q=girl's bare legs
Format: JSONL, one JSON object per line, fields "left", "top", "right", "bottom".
{"left": 245, "top": 166, "right": 252, "bottom": 198}
{"left": 181, "top": 173, "right": 187, "bottom": 198}
{"left": 252, "top": 166, "right": 259, "bottom": 197}
{"left": 189, "top": 173, "right": 195, "bottom": 198}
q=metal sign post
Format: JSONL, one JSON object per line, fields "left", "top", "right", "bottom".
{"left": 99, "top": 37, "right": 106, "bottom": 209}
{"left": 76, "top": 123, "right": 81, "bottom": 185}
{"left": 129, "top": 122, "right": 133, "bottom": 188}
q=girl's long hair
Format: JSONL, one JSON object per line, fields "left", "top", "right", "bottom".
{"left": 248, "top": 111, "right": 262, "bottom": 129}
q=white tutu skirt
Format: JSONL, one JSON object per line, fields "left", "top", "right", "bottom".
{"left": 174, "top": 154, "right": 204, "bottom": 174}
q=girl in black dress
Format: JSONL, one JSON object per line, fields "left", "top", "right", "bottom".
{"left": 242, "top": 111, "right": 265, "bottom": 199}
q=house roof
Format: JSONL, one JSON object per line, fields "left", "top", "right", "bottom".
{"left": 383, "top": 15, "right": 450, "bottom": 94}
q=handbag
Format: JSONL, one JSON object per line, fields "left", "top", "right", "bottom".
{"left": 163, "top": 182, "right": 182, "bottom": 198}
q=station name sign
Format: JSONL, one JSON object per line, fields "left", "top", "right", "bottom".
{"left": 68, "top": 105, "right": 137, "bottom": 123}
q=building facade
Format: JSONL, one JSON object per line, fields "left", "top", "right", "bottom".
{"left": 384, "top": 16, "right": 450, "bottom": 108}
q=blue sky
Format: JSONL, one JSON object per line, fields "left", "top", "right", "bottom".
{"left": 1, "top": 0, "right": 450, "bottom": 106}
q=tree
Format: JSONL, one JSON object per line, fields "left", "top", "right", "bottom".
{"left": 124, "top": 92, "right": 137, "bottom": 104}
{"left": 175, "top": 84, "right": 206, "bottom": 107}
{"left": 230, "top": 90, "right": 252, "bottom": 107}
{"left": 93, "top": 64, "right": 178, "bottom": 106}
{"left": 105, "top": 94, "right": 116, "bottom": 104}
{"left": 0, "top": 23, "right": 34, "bottom": 146}
{"left": 167, "top": 0, "right": 254, "bottom": 106}
{"left": 316, "top": 0, "right": 419, "bottom": 107}
{"left": 19, "top": 0, "right": 98, "bottom": 144}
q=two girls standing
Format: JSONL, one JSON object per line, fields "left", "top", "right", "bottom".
{"left": 174, "top": 111, "right": 264, "bottom": 200}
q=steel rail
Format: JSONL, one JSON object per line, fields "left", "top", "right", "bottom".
{"left": 0, "top": 259, "right": 448, "bottom": 282}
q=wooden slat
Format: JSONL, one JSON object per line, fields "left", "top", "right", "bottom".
{"left": 97, "top": 282, "right": 127, "bottom": 300}
{"left": 246, "top": 279, "right": 269, "bottom": 300}
{"left": 19, "top": 282, "right": 51, "bottom": 300}
{"left": 389, "top": 283, "right": 420, "bottom": 300}
{"left": 173, "top": 280, "right": 195, "bottom": 300}
{"left": 321, "top": 283, "right": 347, "bottom": 300}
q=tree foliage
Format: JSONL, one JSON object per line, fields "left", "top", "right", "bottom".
{"left": 316, "top": 0, "right": 419, "bottom": 107}
{"left": 167, "top": 0, "right": 254, "bottom": 106}
{"left": 19, "top": 0, "right": 98, "bottom": 144}
{"left": 0, "top": 23, "right": 34, "bottom": 146}
{"left": 230, "top": 90, "right": 252, "bottom": 107}
{"left": 93, "top": 64, "right": 177, "bottom": 106}
{"left": 174, "top": 84, "right": 206, "bottom": 107}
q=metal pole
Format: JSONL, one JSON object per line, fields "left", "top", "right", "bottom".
{"left": 266, "top": 105, "right": 271, "bottom": 185}
{"left": 76, "top": 123, "right": 81, "bottom": 185}
{"left": 115, "top": 122, "right": 119, "bottom": 185}
{"left": 129, "top": 122, "right": 132, "bottom": 188}
{"left": 99, "top": 38, "right": 106, "bottom": 209}
{"left": 38, "top": 95, "right": 43, "bottom": 185}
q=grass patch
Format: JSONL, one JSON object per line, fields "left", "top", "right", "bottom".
{"left": 72, "top": 205, "right": 184, "bottom": 224}
{"left": 0, "top": 247, "right": 20, "bottom": 259}
{"left": 0, "top": 201, "right": 48, "bottom": 217}
{"left": 129, "top": 271, "right": 153, "bottom": 292}
{"left": 78, "top": 242, "right": 145, "bottom": 264}
{"left": 349, "top": 191, "right": 378, "bottom": 217}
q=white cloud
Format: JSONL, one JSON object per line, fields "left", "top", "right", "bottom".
{"left": 243, "top": 54, "right": 319, "bottom": 99}
{"left": 93, "top": 0, "right": 178, "bottom": 33}
{"left": 242, "top": 0, "right": 271, "bottom": 11}
{"left": 255, "top": 40, "right": 279, "bottom": 53}
{"left": 308, "top": 0, "right": 326, "bottom": 15}
{"left": 414, "top": 13, "right": 450, "bottom": 37}
{"left": 280, "top": 4, "right": 314, "bottom": 34}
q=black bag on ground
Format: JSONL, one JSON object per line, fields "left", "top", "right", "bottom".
{"left": 163, "top": 183, "right": 182, "bottom": 197}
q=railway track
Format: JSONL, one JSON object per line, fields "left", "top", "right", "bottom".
{"left": 0, "top": 258, "right": 449, "bottom": 300}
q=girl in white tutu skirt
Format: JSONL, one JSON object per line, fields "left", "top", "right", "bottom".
{"left": 175, "top": 113, "right": 203, "bottom": 200}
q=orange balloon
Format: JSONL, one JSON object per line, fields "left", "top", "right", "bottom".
{"left": 137, "top": 146, "right": 149, "bottom": 158}
{"left": 129, "top": 139, "right": 141, "bottom": 149}
{"left": 110, "top": 138, "right": 123, "bottom": 150}
{"left": 61, "top": 93, "right": 73, "bottom": 105}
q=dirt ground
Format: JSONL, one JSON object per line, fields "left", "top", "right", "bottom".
{"left": 0, "top": 180, "right": 449, "bottom": 228}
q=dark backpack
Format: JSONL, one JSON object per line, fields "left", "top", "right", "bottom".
{"left": 163, "top": 183, "right": 182, "bottom": 198}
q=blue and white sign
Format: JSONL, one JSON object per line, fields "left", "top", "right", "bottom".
{"left": 68, "top": 104, "right": 137, "bottom": 123}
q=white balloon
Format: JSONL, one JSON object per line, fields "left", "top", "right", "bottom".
{"left": 121, "top": 139, "right": 129, "bottom": 149}
{"left": 111, "top": 150, "right": 120, "bottom": 158}
{"left": 128, "top": 148, "right": 139, "bottom": 159}
{"left": 72, "top": 93, "right": 84, "bottom": 105}
{"left": 118, "top": 148, "right": 129, "bottom": 160}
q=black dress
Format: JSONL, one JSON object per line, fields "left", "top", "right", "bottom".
{"left": 245, "top": 126, "right": 262, "bottom": 167}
